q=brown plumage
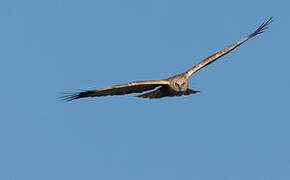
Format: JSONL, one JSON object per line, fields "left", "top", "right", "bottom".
{"left": 60, "top": 17, "right": 272, "bottom": 101}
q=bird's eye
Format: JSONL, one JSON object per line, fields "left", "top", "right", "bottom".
{"left": 181, "top": 82, "right": 186, "bottom": 86}
{"left": 175, "top": 82, "right": 179, "bottom": 86}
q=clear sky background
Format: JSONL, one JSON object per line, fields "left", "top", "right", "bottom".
{"left": 1, "top": 0, "right": 289, "bottom": 180}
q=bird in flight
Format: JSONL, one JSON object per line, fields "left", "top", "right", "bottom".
{"left": 61, "top": 17, "right": 272, "bottom": 101}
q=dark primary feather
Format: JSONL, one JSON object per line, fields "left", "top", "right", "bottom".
{"left": 250, "top": 17, "right": 273, "bottom": 37}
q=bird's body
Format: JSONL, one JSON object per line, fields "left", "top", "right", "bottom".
{"left": 61, "top": 18, "right": 272, "bottom": 101}
{"left": 167, "top": 74, "right": 188, "bottom": 92}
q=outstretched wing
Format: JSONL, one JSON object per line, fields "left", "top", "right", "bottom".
{"left": 136, "top": 86, "right": 199, "bottom": 99}
{"left": 185, "top": 17, "right": 273, "bottom": 77}
{"left": 60, "top": 80, "right": 169, "bottom": 101}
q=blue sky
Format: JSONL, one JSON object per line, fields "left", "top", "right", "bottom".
{"left": 1, "top": 0, "right": 289, "bottom": 179}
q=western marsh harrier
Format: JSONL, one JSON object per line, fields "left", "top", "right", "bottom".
{"left": 61, "top": 17, "right": 272, "bottom": 101}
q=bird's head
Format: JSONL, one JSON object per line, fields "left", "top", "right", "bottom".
{"left": 171, "top": 78, "right": 188, "bottom": 92}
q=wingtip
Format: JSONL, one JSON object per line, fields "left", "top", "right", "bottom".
{"left": 58, "top": 92, "right": 81, "bottom": 102}
{"left": 251, "top": 17, "right": 273, "bottom": 37}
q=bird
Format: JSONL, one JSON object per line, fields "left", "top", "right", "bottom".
{"left": 60, "top": 17, "right": 272, "bottom": 101}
